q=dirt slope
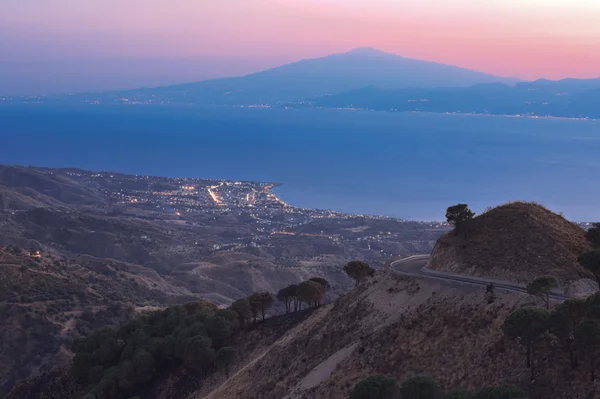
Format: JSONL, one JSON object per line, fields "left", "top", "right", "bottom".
{"left": 429, "top": 202, "right": 591, "bottom": 284}
{"left": 190, "top": 268, "right": 597, "bottom": 399}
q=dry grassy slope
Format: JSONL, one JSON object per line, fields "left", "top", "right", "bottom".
{"left": 196, "top": 269, "right": 597, "bottom": 399}
{"left": 0, "top": 248, "right": 199, "bottom": 398}
{"left": 429, "top": 202, "right": 591, "bottom": 284}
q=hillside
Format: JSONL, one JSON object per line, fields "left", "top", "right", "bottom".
{"left": 11, "top": 266, "right": 600, "bottom": 399}
{"left": 0, "top": 165, "right": 444, "bottom": 396}
{"left": 428, "top": 202, "right": 592, "bottom": 286}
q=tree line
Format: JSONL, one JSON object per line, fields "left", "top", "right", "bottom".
{"left": 68, "top": 257, "right": 383, "bottom": 399}
{"left": 350, "top": 374, "right": 528, "bottom": 399}
{"left": 72, "top": 300, "right": 242, "bottom": 399}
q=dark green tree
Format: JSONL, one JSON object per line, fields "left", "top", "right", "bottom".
{"left": 344, "top": 260, "right": 375, "bottom": 286}
{"left": 217, "top": 309, "right": 240, "bottom": 330}
{"left": 445, "top": 204, "right": 475, "bottom": 237}
{"left": 526, "top": 276, "right": 558, "bottom": 309}
{"left": 230, "top": 298, "right": 252, "bottom": 327}
{"left": 578, "top": 250, "right": 600, "bottom": 287}
{"left": 181, "top": 335, "right": 215, "bottom": 374}
{"left": 503, "top": 307, "right": 549, "bottom": 379}
{"left": 585, "top": 222, "right": 600, "bottom": 248}
{"left": 349, "top": 375, "right": 399, "bottom": 399}
{"left": 277, "top": 285, "right": 297, "bottom": 314}
{"left": 216, "top": 347, "right": 237, "bottom": 379}
{"left": 399, "top": 375, "right": 443, "bottom": 399}
{"left": 574, "top": 319, "right": 600, "bottom": 381}
{"left": 248, "top": 292, "right": 274, "bottom": 321}
{"left": 548, "top": 298, "right": 587, "bottom": 368}
{"left": 309, "top": 277, "right": 331, "bottom": 290}
{"left": 72, "top": 352, "right": 96, "bottom": 382}
{"left": 297, "top": 280, "right": 325, "bottom": 308}
{"left": 474, "top": 385, "right": 528, "bottom": 399}
{"left": 205, "top": 316, "right": 233, "bottom": 344}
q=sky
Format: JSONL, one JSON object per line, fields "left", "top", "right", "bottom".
{"left": 1, "top": 0, "right": 599, "bottom": 94}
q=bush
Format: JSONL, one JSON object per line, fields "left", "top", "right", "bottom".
{"left": 399, "top": 376, "right": 443, "bottom": 399}
{"left": 350, "top": 375, "right": 399, "bottom": 399}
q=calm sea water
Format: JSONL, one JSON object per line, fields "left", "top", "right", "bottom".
{"left": 1, "top": 105, "right": 599, "bottom": 221}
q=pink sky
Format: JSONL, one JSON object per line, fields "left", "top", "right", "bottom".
{"left": 1, "top": 0, "right": 599, "bottom": 79}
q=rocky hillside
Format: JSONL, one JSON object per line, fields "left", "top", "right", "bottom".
{"left": 193, "top": 269, "right": 599, "bottom": 399}
{"left": 428, "top": 202, "right": 591, "bottom": 285}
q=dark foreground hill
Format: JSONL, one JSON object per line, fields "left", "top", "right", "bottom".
{"left": 9, "top": 266, "right": 600, "bottom": 399}
{"left": 429, "top": 202, "right": 592, "bottom": 286}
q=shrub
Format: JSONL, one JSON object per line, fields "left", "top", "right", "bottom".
{"left": 350, "top": 375, "right": 399, "bottom": 399}
{"left": 399, "top": 375, "right": 443, "bottom": 399}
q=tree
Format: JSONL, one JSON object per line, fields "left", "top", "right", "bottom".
{"left": 309, "top": 277, "right": 331, "bottom": 291}
{"left": 248, "top": 292, "right": 274, "bottom": 322}
{"left": 297, "top": 280, "right": 325, "bottom": 308}
{"left": 444, "top": 391, "right": 474, "bottom": 399}
{"left": 399, "top": 376, "right": 443, "bottom": 399}
{"left": 216, "top": 347, "right": 237, "bottom": 379}
{"left": 230, "top": 298, "right": 252, "bottom": 327}
{"left": 485, "top": 283, "right": 496, "bottom": 304}
{"left": 445, "top": 204, "right": 475, "bottom": 238}
{"left": 526, "top": 276, "right": 558, "bottom": 309}
{"left": 344, "top": 260, "right": 375, "bottom": 287}
{"left": 586, "top": 222, "right": 600, "bottom": 248}
{"left": 349, "top": 375, "right": 399, "bottom": 399}
{"left": 548, "top": 298, "right": 587, "bottom": 368}
{"left": 578, "top": 250, "right": 600, "bottom": 287}
{"left": 181, "top": 335, "right": 214, "bottom": 374}
{"left": 277, "top": 285, "right": 297, "bottom": 314}
{"left": 574, "top": 319, "right": 600, "bottom": 381}
{"left": 474, "top": 385, "right": 528, "bottom": 399}
{"left": 503, "top": 307, "right": 549, "bottom": 379}
{"left": 205, "top": 316, "right": 233, "bottom": 344}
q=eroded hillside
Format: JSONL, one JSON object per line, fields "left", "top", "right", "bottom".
{"left": 196, "top": 269, "right": 597, "bottom": 399}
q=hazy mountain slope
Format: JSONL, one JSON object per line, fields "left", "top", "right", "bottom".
{"left": 307, "top": 79, "right": 600, "bottom": 118}
{"left": 51, "top": 48, "right": 517, "bottom": 106}
{"left": 516, "top": 77, "right": 600, "bottom": 94}
{"left": 428, "top": 202, "right": 591, "bottom": 285}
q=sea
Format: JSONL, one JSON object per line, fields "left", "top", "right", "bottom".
{"left": 0, "top": 105, "right": 599, "bottom": 221}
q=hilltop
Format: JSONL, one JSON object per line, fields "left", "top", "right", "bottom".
{"left": 428, "top": 202, "right": 592, "bottom": 287}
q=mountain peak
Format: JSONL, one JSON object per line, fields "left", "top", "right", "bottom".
{"left": 343, "top": 47, "right": 391, "bottom": 56}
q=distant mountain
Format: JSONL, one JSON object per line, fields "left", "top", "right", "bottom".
{"left": 34, "top": 48, "right": 518, "bottom": 106}
{"left": 305, "top": 77, "right": 600, "bottom": 118}
{"left": 516, "top": 77, "right": 600, "bottom": 95}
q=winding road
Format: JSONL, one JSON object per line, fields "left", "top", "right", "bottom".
{"left": 391, "top": 255, "right": 568, "bottom": 301}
